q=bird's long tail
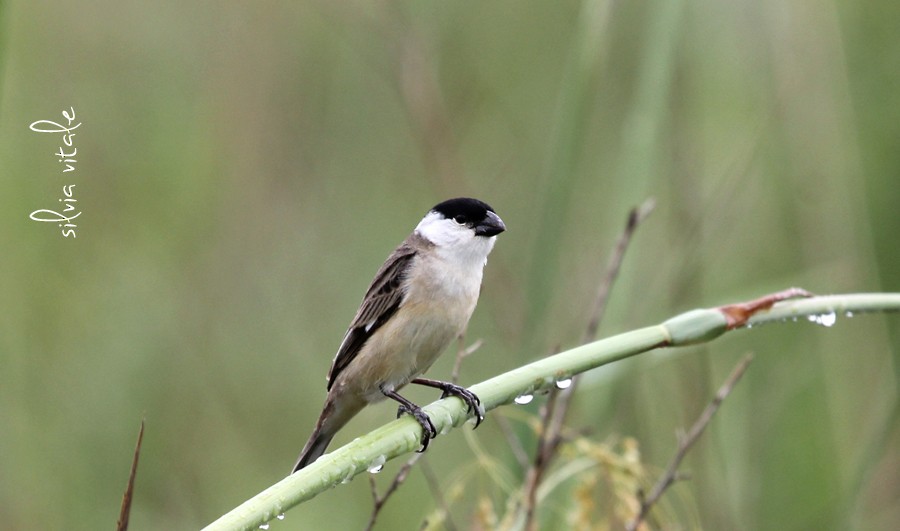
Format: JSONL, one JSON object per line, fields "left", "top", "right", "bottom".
{"left": 291, "top": 392, "right": 365, "bottom": 473}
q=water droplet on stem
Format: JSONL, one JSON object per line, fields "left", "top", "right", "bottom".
{"left": 368, "top": 455, "right": 386, "bottom": 474}
{"left": 514, "top": 394, "right": 534, "bottom": 405}
{"left": 807, "top": 312, "right": 836, "bottom": 327}
{"left": 555, "top": 378, "right": 572, "bottom": 389}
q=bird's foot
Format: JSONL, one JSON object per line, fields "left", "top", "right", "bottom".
{"left": 411, "top": 378, "right": 485, "bottom": 428}
{"left": 382, "top": 387, "right": 437, "bottom": 452}
{"left": 395, "top": 403, "right": 438, "bottom": 451}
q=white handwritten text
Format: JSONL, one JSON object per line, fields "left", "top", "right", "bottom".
{"left": 28, "top": 107, "right": 81, "bottom": 238}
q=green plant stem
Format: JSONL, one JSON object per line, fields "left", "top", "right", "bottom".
{"left": 203, "top": 292, "right": 900, "bottom": 531}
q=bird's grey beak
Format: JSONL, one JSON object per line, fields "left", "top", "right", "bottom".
{"left": 475, "top": 211, "right": 506, "bottom": 237}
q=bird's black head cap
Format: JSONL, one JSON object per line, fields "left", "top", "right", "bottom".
{"left": 430, "top": 197, "right": 496, "bottom": 225}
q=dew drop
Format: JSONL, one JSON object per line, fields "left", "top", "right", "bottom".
{"left": 555, "top": 378, "right": 573, "bottom": 390}
{"left": 844, "top": 310, "right": 854, "bottom": 318}
{"left": 514, "top": 394, "right": 534, "bottom": 405}
{"left": 368, "top": 455, "right": 386, "bottom": 474}
{"left": 807, "top": 312, "right": 837, "bottom": 327}
{"left": 277, "top": 513, "right": 285, "bottom": 520}
{"left": 259, "top": 524, "right": 270, "bottom": 530}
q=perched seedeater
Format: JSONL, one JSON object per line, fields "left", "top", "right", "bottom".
{"left": 291, "top": 198, "right": 505, "bottom": 473}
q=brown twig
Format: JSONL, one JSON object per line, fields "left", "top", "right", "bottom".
{"left": 625, "top": 354, "right": 754, "bottom": 531}
{"left": 520, "top": 199, "right": 655, "bottom": 530}
{"left": 550, "top": 198, "right": 657, "bottom": 448}
{"left": 521, "top": 384, "right": 560, "bottom": 530}
{"left": 116, "top": 419, "right": 145, "bottom": 531}
{"left": 365, "top": 453, "right": 422, "bottom": 531}
{"left": 583, "top": 198, "right": 657, "bottom": 344}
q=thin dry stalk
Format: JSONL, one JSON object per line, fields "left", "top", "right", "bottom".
{"left": 520, "top": 199, "right": 655, "bottom": 530}
{"left": 625, "top": 354, "right": 754, "bottom": 531}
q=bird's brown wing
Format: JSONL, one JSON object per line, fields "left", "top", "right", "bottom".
{"left": 325, "top": 240, "right": 420, "bottom": 390}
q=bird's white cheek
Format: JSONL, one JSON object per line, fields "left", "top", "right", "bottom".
{"left": 415, "top": 216, "right": 465, "bottom": 247}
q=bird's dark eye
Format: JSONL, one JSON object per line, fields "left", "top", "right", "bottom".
{"left": 453, "top": 215, "right": 467, "bottom": 224}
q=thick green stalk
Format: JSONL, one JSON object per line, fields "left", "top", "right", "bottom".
{"left": 203, "top": 292, "right": 900, "bottom": 531}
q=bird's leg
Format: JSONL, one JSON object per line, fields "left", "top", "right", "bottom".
{"left": 410, "top": 377, "right": 484, "bottom": 428}
{"left": 381, "top": 387, "right": 437, "bottom": 452}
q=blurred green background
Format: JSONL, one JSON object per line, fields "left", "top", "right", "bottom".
{"left": 2, "top": 0, "right": 898, "bottom": 529}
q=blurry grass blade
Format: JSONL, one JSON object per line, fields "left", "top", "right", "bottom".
{"left": 525, "top": 0, "right": 614, "bottom": 346}
{"left": 117, "top": 419, "right": 145, "bottom": 531}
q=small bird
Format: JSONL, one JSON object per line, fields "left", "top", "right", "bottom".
{"left": 291, "top": 197, "right": 505, "bottom": 473}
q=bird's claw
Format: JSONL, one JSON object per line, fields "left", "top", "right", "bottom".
{"left": 439, "top": 383, "right": 484, "bottom": 429}
{"left": 396, "top": 404, "right": 438, "bottom": 451}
